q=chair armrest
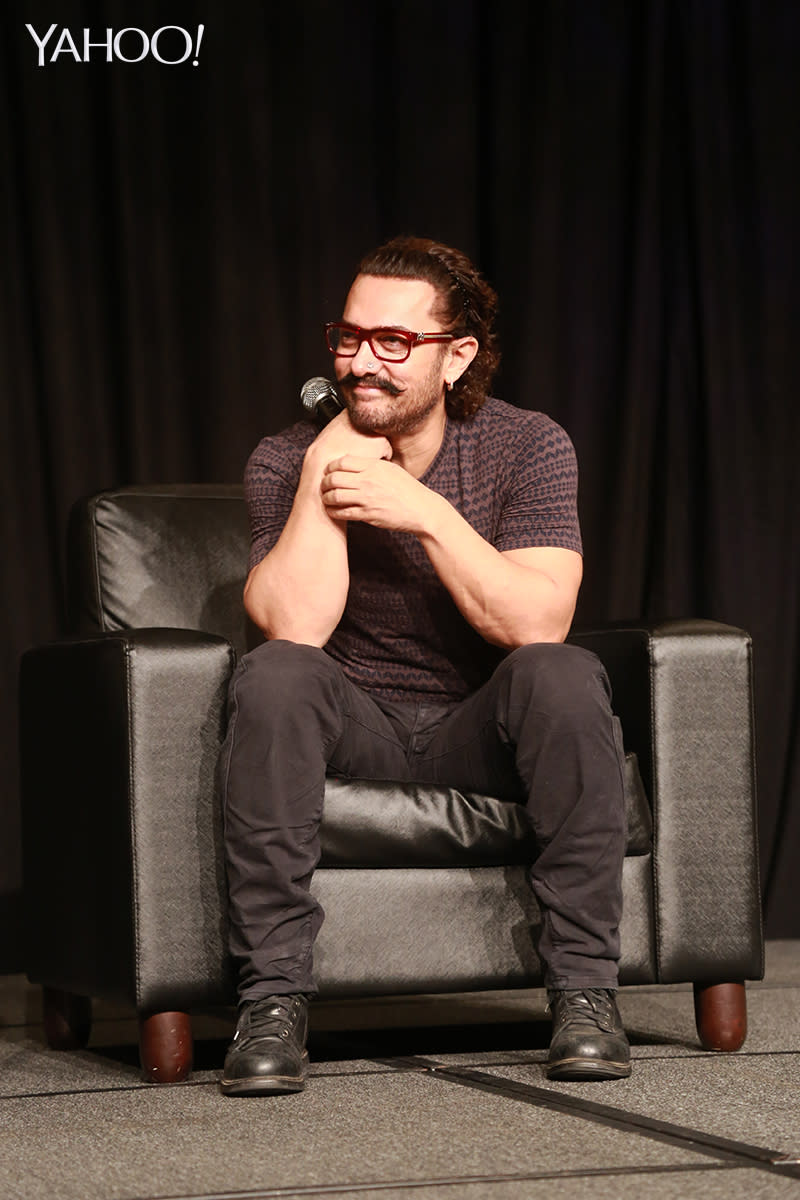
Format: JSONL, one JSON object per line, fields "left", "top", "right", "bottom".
{"left": 19, "top": 628, "right": 236, "bottom": 1008}
{"left": 569, "top": 619, "right": 763, "bottom": 983}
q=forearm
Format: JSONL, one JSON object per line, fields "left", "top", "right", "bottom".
{"left": 418, "top": 494, "right": 579, "bottom": 647}
{"left": 244, "top": 471, "right": 349, "bottom": 646}
{"left": 245, "top": 413, "right": 394, "bottom": 645}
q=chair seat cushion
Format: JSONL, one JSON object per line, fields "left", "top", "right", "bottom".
{"left": 319, "top": 752, "right": 650, "bottom": 867}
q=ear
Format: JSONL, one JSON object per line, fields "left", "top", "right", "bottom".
{"left": 444, "top": 335, "right": 479, "bottom": 387}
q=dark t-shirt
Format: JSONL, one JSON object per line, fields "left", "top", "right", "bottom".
{"left": 245, "top": 397, "right": 582, "bottom": 703}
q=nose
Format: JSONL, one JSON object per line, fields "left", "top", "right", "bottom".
{"left": 349, "top": 337, "right": 379, "bottom": 375}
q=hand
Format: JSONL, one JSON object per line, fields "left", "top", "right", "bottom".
{"left": 304, "top": 408, "right": 392, "bottom": 471}
{"left": 320, "top": 455, "right": 439, "bottom": 533}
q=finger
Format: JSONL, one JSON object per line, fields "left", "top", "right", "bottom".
{"left": 343, "top": 453, "right": 391, "bottom": 472}
{"left": 322, "top": 487, "right": 364, "bottom": 508}
{"left": 324, "top": 505, "right": 368, "bottom": 523}
{"left": 320, "top": 472, "right": 363, "bottom": 495}
{"left": 324, "top": 454, "right": 370, "bottom": 474}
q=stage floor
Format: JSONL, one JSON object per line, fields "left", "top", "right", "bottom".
{"left": 1, "top": 942, "right": 799, "bottom": 1199}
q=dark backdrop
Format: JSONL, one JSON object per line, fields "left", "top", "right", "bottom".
{"left": 2, "top": 0, "right": 798, "bottom": 969}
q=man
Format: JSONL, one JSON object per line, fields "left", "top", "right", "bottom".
{"left": 219, "top": 235, "right": 630, "bottom": 1096}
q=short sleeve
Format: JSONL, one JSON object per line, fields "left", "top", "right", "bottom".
{"left": 243, "top": 424, "right": 314, "bottom": 572}
{"left": 493, "top": 416, "right": 582, "bottom": 555}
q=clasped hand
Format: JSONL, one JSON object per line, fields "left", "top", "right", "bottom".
{"left": 320, "top": 455, "right": 431, "bottom": 534}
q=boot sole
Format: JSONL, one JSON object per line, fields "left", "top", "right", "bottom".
{"left": 220, "top": 1052, "right": 309, "bottom": 1096}
{"left": 546, "top": 1057, "right": 631, "bottom": 1081}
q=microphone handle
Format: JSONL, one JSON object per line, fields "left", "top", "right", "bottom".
{"left": 314, "top": 394, "right": 344, "bottom": 428}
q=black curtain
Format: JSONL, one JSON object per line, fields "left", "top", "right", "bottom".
{"left": 2, "top": 0, "right": 798, "bottom": 969}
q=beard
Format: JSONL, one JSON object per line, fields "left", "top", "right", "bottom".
{"left": 338, "top": 360, "right": 445, "bottom": 436}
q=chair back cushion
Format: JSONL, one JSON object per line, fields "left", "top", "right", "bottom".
{"left": 68, "top": 485, "right": 253, "bottom": 656}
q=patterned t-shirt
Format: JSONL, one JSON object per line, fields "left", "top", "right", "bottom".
{"left": 245, "top": 396, "right": 581, "bottom": 702}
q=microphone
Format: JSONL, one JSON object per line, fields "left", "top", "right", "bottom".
{"left": 301, "top": 376, "right": 343, "bottom": 428}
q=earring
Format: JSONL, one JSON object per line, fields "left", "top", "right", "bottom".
{"left": 446, "top": 380, "right": 453, "bottom": 392}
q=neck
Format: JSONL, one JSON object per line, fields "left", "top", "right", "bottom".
{"left": 389, "top": 405, "right": 447, "bottom": 478}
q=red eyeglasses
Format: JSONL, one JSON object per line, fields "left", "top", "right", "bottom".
{"left": 325, "top": 322, "right": 454, "bottom": 363}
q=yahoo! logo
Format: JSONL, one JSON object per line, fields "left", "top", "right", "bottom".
{"left": 25, "top": 24, "right": 205, "bottom": 67}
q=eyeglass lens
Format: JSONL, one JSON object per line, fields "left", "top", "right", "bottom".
{"left": 329, "top": 326, "right": 412, "bottom": 362}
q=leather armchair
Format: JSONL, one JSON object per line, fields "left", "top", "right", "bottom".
{"left": 19, "top": 485, "right": 764, "bottom": 1082}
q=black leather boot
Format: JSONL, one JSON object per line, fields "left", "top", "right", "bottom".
{"left": 221, "top": 994, "right": 309, "bottom": 1096}
{"left": 546, "top": 988, "right": 631, "bottom": 1080}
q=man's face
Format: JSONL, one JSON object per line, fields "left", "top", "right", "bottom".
{"left": 333, "top": 275, "right": 449, "bottom": 436}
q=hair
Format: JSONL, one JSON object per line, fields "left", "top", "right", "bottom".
{"left": 356, "top": 235, "right": 500, "bottom": 420}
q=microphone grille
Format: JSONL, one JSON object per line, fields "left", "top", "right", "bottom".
{"left": 300, "top": 376, "right": 337, "bottom": 414}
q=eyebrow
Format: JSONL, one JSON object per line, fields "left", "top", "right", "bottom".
{"left": 339, "top": 321, "right": 415, "bottom": 332}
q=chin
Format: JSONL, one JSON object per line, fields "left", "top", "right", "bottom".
{"left": 346, "top": 398, "right": 393, "bottom": 435}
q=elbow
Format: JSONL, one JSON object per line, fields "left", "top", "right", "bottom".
{"left": 243, "top": 576, "right": 270, "bottom": 637}
{"left": 243, "top": 579, "right": 338, "bottom": 648}
{"left": 502, "top": 627, "right": 570, "bottom": 651}
{"left": 534, "top": 613, "right": 575, "bottom": 646}
{"left": 243, "top": 576, "right": 285, "bottom": 641}
{"left": 524, "top": 592, "right": 578, "bottom": 646}
{"left": 498, "top": 609, "right": 576, "bottom": 650}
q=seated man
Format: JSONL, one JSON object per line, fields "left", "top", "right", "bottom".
{"left": 219, "top": 235, "right": 630, "bottom": 1095}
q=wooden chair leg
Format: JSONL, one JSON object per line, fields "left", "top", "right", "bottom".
{"left": 693, "top": 981, "right": 747, "bottom": 1051}
{"left": 43, "top": 986, "right": 92, "bottom": 1050}
{"left": 138, "top": 1010, "right": 193, "bottom": 1083}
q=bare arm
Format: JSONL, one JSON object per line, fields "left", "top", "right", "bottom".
{"left": 417, "top": 497, "right": 582, "bottom": 645}
{"left": 319, "top": 456, "right": 582, "bottom": 647}
{"left": 244, "top": 413, "right": 391, "bottom": 645}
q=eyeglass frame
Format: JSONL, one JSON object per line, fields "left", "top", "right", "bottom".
{"left": 325, "top": 321, "right": 455, "bottom": 364}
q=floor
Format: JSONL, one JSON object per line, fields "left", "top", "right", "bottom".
{"left": 0, "top": 942, "right": 799, "bottom": 1199}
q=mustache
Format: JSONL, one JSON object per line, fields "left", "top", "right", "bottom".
{"left": 339, "top": 371, "right": 402, "bottom": 397}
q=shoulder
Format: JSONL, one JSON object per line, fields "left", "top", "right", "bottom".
{"left": 245, "top": 421, "right": 316, "bottom": 488}
{"left": 459, "top": 398, "right": 577, "bottom": 464}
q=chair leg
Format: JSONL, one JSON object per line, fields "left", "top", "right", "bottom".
{"left": 693, "top": 981, "right": 747, "bottom": 1051}
{"left": 43, "top": 987, "right": 92, "bottom": 1050}
{"left": 138, "top": 1010, "right": 194, "bottom": 1083}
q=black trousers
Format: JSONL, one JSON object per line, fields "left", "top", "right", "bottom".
{"left": 220, "top": 640, "right": 627, "bottom": 1002}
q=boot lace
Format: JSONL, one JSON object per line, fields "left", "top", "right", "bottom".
{"left": 239, "top": 995, "right": 300, "bottom": 1042}
{"left": 548, "top": 988, "right": 618, "bottom": 1034}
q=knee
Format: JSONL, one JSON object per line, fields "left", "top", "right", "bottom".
{"left": 231, "top": 640, "right": 342, "bottom": 712}
{"left": 502, "top": 642, "right": 612, "bottom": 714}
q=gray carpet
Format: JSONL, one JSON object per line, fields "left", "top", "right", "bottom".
{"left": 0, "top": 943, "right": 798, "bottom": 1199}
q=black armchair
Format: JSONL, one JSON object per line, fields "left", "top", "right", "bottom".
{"left": 19, "top": 485, "right": 763, "bottom": 1082}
